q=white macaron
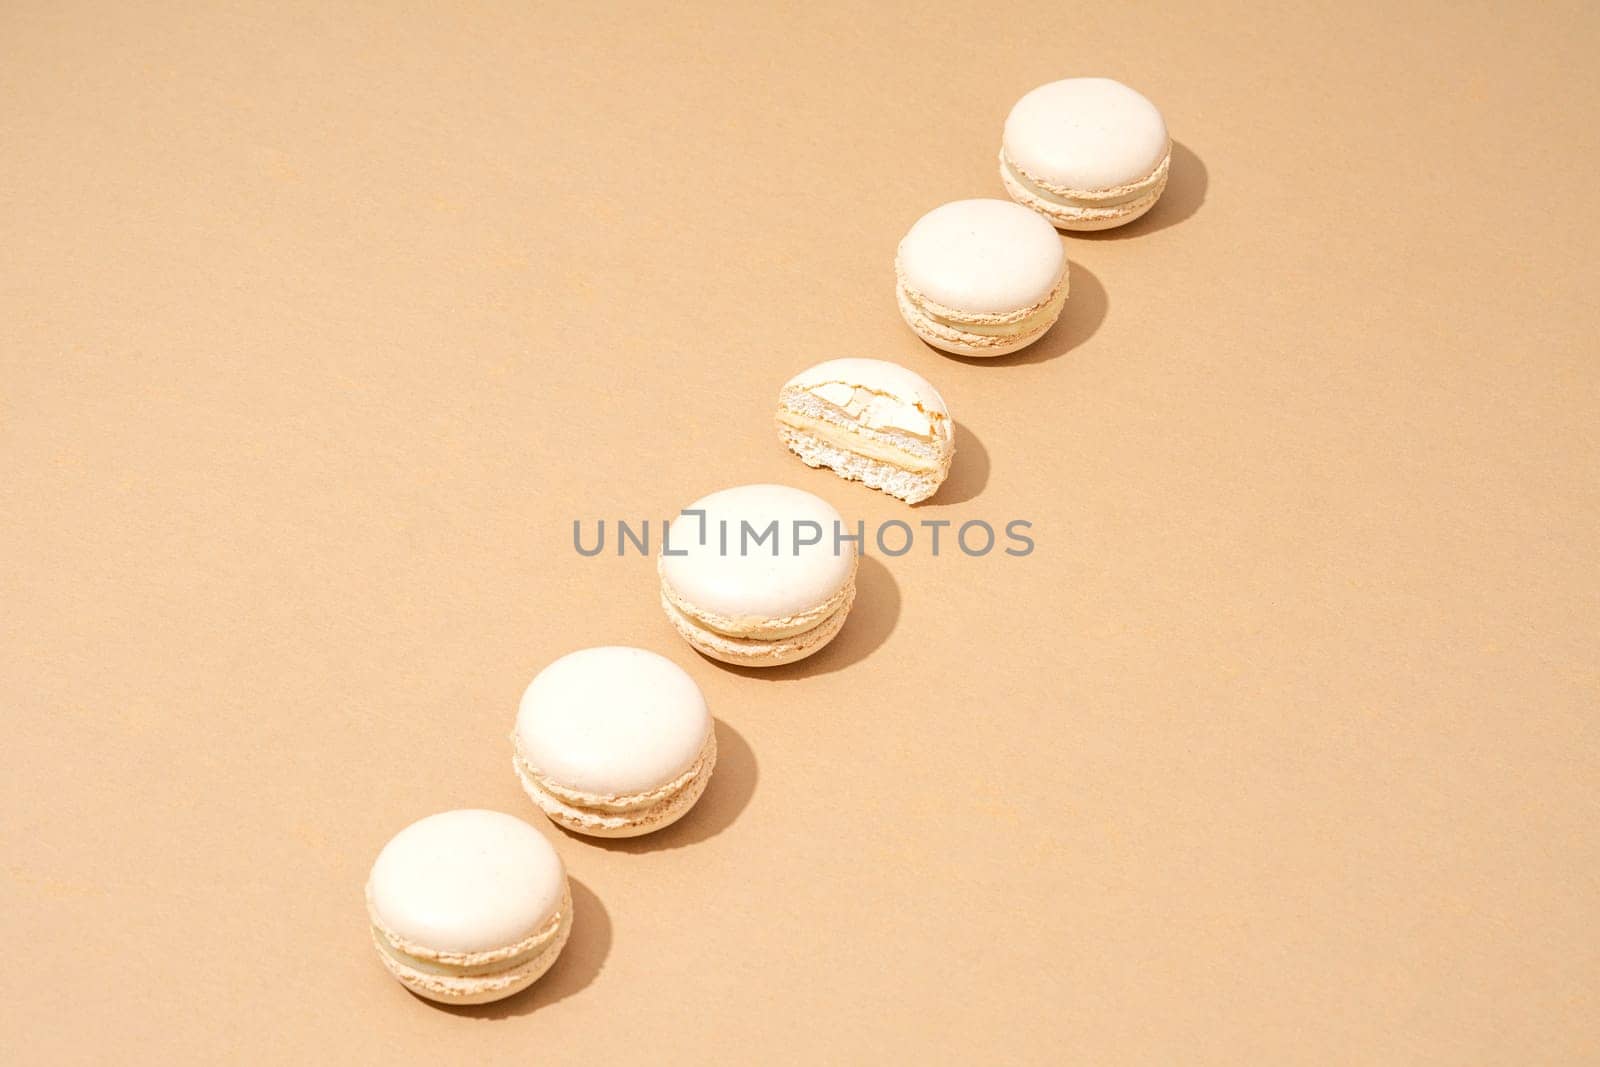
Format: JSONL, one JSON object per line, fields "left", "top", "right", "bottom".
{"left": 776, "top": 357, "right": 955, "bottom": 504}
{"left": 658, "top": 484, "right": 858, "bottom": 667}
{"left": 895, "top": 199, "right": 1069, "bottom": 357}
{"left": 513, "top": 646, "right": 716, "bottom": 838}
{"left": 366, "top": 809, "right": 571, "bottom": 1005}
{"left": 1000, "top": 77, "right": 1171, "bottom": 231}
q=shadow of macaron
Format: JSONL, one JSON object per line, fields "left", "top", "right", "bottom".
{"left": 425, "top": 877, "right": 611, "bottom": 1020}
{"left": 577, "top": 718, "right": 758, "bottom": 855}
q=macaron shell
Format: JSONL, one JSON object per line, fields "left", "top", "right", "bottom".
{"left": 658, "top": 484, "right": 857, "bottom": 622}
{"left": 661, "top": 582, "right": 855, "bottom": 667}
{"left": 896, "top": 199, "right": 1065, "bottom": 315}
{"left": 1000, "top": 147, "right": 1170, "bottom": 231}
{"left": 1001, "top": 77, "right": 1169, "bottom": 191}
{"left": 515, "top": 646, "right": 711, "bottom": 797}
{"left": 776, "top": 359, "right": 955, "bottom": 503}
{"left": 782, "top": 357, "right": 951, "bottom": 424}
{"left": 659, "top": 551, "right": 856, "bottom": 640}
{"left": 366, "top": 809, "right": 566, "bottom": 955}
{"left": 514, "top": 732, "right": 717, "bottom": 838}
{"left": 895, "top": 276, "right": 1067, "bottom": 357}
{"left": 371, "top": 885, "right": 573, "bottom": 1005}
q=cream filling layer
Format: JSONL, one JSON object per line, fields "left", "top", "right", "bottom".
{"left": 661, "top": 584, "right": 853, "bottom": 657}
{"left": 1001, "top": 147, "right": 1169, "bottom": 212}
{"left": 901, "top": 279, "right": 1068, "bottom": 340}
{"left": 657, "top": 555, "right": 857, "bottom": 640}
{"left": 512, "top": 730, "right": 712, "bottom": 816}
{"left": 372, "top": 929, "right": 551, "bottom": 978}
{"left": 368, "top": 887, "right": 569, "bottom": 978}
{"left": 775, "top": 410, "right": 941, "bottom": 473}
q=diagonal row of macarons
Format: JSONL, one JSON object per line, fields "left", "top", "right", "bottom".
{"left": 365, "top": 75, "right": 1169, "bottom": 1006}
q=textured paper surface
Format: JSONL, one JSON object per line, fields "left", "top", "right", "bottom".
{"left": 3, "top": 2, "right": 1597, "bottom": 1062}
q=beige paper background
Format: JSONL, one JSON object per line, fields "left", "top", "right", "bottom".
{"left": 3, "top": 1, "right": 1597, "bottom": 1062}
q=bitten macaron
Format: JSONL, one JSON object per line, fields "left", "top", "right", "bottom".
{"left": 777, "top": 358, "right": 954, "bottom": 504}
{"left": 513, "top": 646, "right": 716, "bottom": 838}
{"left": 366, "top": 809, "right": 571, "bottom": 1005}
{"left": 1000, "top": 77, "right": 1171, "bottom": 231}
{"left": 896, "top": 198, "right": 1068, "bottom": 357}
{"left": 659, "top": 484, "right": 857, "bottom": 667}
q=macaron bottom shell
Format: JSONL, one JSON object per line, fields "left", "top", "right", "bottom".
{"left": 895, "top": 278, "right": 1067, "bottom": 357}
{"left": 999, "top": 147, "right": 1170, "bottom": 231}
{"left": 513, "top": 730, "right": 717, "bottom": 838}
{"left": 660, "top": 584, "right": 855, "bottom": 667}
{"left": 369, "top": 886, "right": 573, "bottom": 1006}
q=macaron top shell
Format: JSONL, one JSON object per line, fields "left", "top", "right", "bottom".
{"left": 897, "top": 199, "right": 1065, "bottom": 314}
{"left": 1002, "top": 77, "right": 1169, "bottom": 190}
{"left": 516, "top": 646, "right": 711, "bottom": 796}
{"left": 783, "top": 358, "right": 950, "bottom": 424}
{"left": 367, "top": 809, "right": 565, "bottom": 954}
{"left": 782, "top": 357, "right": 953, "bottom": 443}
{"left": 660, "top": 484, "right": 855, "bottom": 621}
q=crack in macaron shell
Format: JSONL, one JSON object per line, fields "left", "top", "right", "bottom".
{"left": 776, "top": 358, "right": 956, "bottom": 503}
